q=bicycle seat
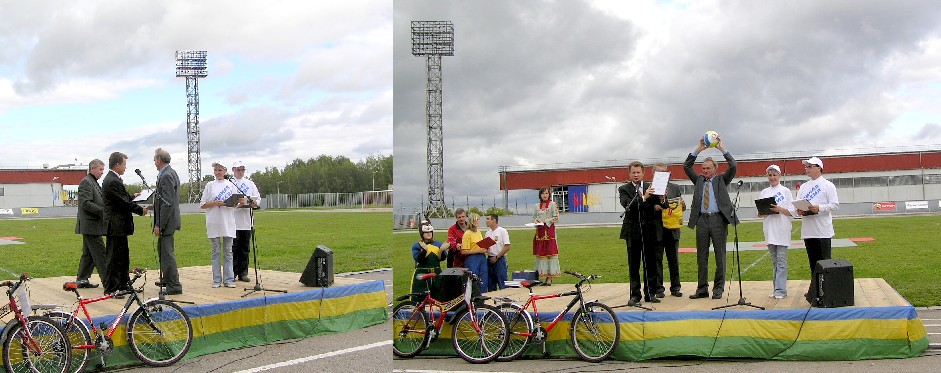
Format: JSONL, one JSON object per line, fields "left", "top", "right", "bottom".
{"left": 63, "top": 282, "right": 80, "bottom": 291}
{"left": 520, "top": 280, "right": 542, "bottom": 289}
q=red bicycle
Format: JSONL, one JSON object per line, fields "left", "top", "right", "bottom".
{"left": 0, "top": 273, "right": 71, "bottom": 373}
{"left": 45, "top": 268, "right": 193, "bottom": 372}
{"left": 494, "top": 271, "right": 620, "bottom": 362}
{"left": 392, "top": 270, "right": 509, "bottom": 363}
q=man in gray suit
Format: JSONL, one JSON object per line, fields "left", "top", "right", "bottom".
{"left": 153, "top": 148, "right": 182, "bottom": 296}
{"left": 75, "top": 159, "right": 107, "bottom": 289}
{"left": 683, "top": 137, "right": 737, "bottom": 300}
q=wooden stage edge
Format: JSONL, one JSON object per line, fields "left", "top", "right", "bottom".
{"left": 12, "top": 265, "right": 373, "bottom": 319}
{"left": 490, "top": 277, "right": 910, "bottom": 311}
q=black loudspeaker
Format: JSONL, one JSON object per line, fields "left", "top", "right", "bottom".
{"left": 806, "top": 259, "right": 854, "bottom": 308}
{"left": 434, "top": 267, "right": 481, "bottom": 303}
{"left": 300, "top": 245, "right": 334, "bottom": 287}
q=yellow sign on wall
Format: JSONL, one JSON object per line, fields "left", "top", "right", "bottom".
{"left": 20, "top": 208, "right": 39, "bottom": 215}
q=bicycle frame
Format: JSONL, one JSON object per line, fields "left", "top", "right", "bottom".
{"left": 507, "top": 275, "right": 596, "bottom": 336}
{"left": 61, "top": 271, "right": 152, "bottom": 351}
{"left": 1, "top": 276, "right": 43, "bottom": 355}
{"left": 409, "top": 273, "right": 482, "bottom": 338}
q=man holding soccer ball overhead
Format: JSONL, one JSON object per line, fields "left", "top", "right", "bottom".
{"left": 683, "top": 132, "right": 738, "bottom": 300}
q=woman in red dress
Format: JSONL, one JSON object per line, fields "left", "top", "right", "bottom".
{"left": 532, "top": 186, "right": 560, "bottom": 285}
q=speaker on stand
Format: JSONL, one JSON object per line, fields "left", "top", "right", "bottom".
{"left": 300, "top": 245, "right": 334, "bottom": 287}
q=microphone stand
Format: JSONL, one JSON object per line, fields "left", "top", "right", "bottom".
{"left": 713, "top": 181, "right": 764, "bottom": 310}
{"left": 226, "top": 177, "right": 287, "bottom": 297}
{"left": 612, "top": 183, "right": 653, "bottom": 311}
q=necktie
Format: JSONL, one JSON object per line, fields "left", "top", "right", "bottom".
{"left": 703, "top": 180, "right": 711, "bottom": 210}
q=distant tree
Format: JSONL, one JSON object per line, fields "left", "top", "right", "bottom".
{"left": 248, "top": 154, "right": 392, "bottom": 195}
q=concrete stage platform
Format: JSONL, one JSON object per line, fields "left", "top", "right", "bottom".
{"left": 1, "top": 266, "right": 388, "bottom": 369}
{"left": 418, "top": 278, "right": 928, "bottom": 361}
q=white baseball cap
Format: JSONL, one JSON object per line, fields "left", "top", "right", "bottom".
{"left": 211, "top": 160, "right": 227, "bottom": 169}
{"left": 232, "top": 160, "right": 245, "bottom": 169}
{"left": 802, "top": 157, "right": 824, "bottom": 169}
{"left": 766, "top": 164, "right": 781, "bottom": 174}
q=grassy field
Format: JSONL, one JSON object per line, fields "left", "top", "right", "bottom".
{"left": 0, "top": 210, "right": 391, "bottom": 279}
{"left": 393, "top": 214, "right": 941, "bottom": 306}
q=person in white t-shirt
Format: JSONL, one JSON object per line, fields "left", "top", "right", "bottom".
{"left": 758, "top": 164, "right": 796, "bottom": 299}
{"left": 795, "top": 157, "right": 839, "bottom": 291}
{"left": 231, "top": 160, "right": 261, "bottom": 283}
{"left": 484, "top": 214, "right": 511, "bottom": 292}
{"left": 200, "top": 161, "right": 246, "bottom": 288}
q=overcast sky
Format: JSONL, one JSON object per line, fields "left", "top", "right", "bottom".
{"left": 393, "top": 0, "right": 941, "bottom": 212}
{"left": 0, "top": 0, "right": 391, "bottom": 185}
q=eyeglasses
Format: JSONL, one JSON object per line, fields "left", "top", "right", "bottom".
{"left": 804, "top": 165, "right": 820, "bottom": 169}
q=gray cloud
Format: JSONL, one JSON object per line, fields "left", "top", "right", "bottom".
{"left": 393, "top": 0, "right": 941, "bottom": 211}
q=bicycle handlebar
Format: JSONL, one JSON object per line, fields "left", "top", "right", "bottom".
{"left": 1, "top": 273, "right": 30, "bottom": 293}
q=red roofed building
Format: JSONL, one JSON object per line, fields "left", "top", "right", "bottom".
{"left": 0, "top": 169, "right": 88, "bottom": 209}
{"left": 498, "top": 146, "right": 941, "bottom": 216}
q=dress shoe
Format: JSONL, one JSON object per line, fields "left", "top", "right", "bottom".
{"left": 77, "top": 280, "right": 99, "bottom": 289}
{"left": 644, "top": 297, "right": 661, "bottom": 303}
{"left": 238, "top": 275, "right": 251, "bottom": 282}
{"left": 711, "top": 293, "right": 723, "bottom": 299}
{"left": 627, "top": 297, "right": 642, "bottom": 307}
{"left": 655, "top": 291, "right": 665, "bottom": 299}
{"left": 689, "top": 292, "right": 709, "bottom": 299}
{"left": 161, "top": 289, "right": 183, "bottom": 296}
{"left": 671, "top": 291, "right": 683, "bottom": 297}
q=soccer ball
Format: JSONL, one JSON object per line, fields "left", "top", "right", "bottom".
{"left": 704, "top": 130, "right": 719, "bottom": 148}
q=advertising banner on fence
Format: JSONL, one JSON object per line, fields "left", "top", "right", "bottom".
{"left": 20, "top": 207, "right": 39, "bottom": 215}
{"left": 873, "top": 202, "right": 897, "bottom": 212}
{"left": 905, "top": 201, "right": 929, "bottom": 210}
{"left": 0, "top": 208, "right": 13, "bottom": 215}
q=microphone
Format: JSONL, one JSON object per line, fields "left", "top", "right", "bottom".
{"left": 737, "top": 180, "right": 744, "bottom": 188}
{"left": 224, "top": 174, "right": 232, "bottom": 180}
{"left": 134, "top": 168, "right": 147, "bottom": 185}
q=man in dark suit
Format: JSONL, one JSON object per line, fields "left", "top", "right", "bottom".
{"left": 653, "top": 163, "right": 686, "bottom": 298}
{"left": 153, "top": 148, "right": 182, "bottom": 296}
{"left": 619, "top": 161, "right": 664, "bottom": 306}
{"left": 75, "top": 159, "right": 107, "bottom": 289}
{"left": 683, "top": 137, "right": 737, "bottom": 300}
{"left": 102, "top": 152, "right": 147, "bottom": 297}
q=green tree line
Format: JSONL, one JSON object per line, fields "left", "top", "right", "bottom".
{"left": 248, "top": 154, "right": 392, "bottom": 195}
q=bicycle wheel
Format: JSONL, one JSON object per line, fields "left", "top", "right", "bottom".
{"left": 570, "top": 301, "right": 620, "bottom": 362}
{"left": 126, "top": 299, "right": 193, "bottom": 367}
{"left": 451, "top": 304, "right": 508, "bottom": 364}
{"left": 45, "top": 311, "right": 92, "bottom": 373}
{"left": 392, "top": 301, "right": 430, "bottom": 358}
{"left": 3, "top": 315, "right": 72, "bottom": 373}
{"left": 495, "top": 303, "right": 533, "bottom": 362}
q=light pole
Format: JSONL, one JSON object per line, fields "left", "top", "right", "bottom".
{"left": 372, "top": 170, "right": 376, "bottom": 192}
{"left": 277, "top": 181, "right": 283, "bottom": 195}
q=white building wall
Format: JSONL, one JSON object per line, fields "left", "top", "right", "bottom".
{"left": 0, "top": 183, "right": 62, "bottom": 208}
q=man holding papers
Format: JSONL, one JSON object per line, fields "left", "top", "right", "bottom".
{"left": 619, "top": 161, "right": 663, "bottom": 306}
{"left": 796, "top": 157, "right": 839, "bottom": 293}
{"left": 652, "top": 163, "right": 685, "bottom": 298}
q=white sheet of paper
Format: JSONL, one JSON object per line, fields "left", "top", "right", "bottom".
{"left": 793, "top": 199, "right": 812, "bottom": 211}
{"left": 524, "top": 222, "right": 545, "bottom": 228}
{"left": 132, "top": 189, "right": 153, "bottom": 202}
{"left": 652, "top": 171, "right": 671, "bottom": 195}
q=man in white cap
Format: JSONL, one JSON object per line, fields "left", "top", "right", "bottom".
{"left": 231, "top": 160, "right": 261, "bottom": 282}
{"left": 795, "top": 156, "right": 839, "bottom": 296}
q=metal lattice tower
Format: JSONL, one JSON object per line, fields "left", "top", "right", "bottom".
{"left": 411, "top": 21, "right": 453, "bottom": 218}
{"left": 175, "top": 50, "right": 208, "bottom": 203}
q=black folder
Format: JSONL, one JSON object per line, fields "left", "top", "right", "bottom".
{"left": 755, "top": 196, "right": 778, "bottom": 215}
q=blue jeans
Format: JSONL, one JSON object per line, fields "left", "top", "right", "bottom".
{"left": 767, "top": 244, "right": 788, "bottom": 296}
{"left": 487, "top": 256, "right": 508, "bottom": 292}
{"left": 463, "top": 254, "right": 489, "bottom": 293}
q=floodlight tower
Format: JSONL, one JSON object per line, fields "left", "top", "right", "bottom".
{"left": 411, "top": 21, "right": 454, "bottom": 218}
{"left": 175, "top": 50, "right": 208, "bottom": 203}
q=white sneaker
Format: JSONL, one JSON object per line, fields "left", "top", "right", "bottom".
{"left": 211, "top": 283, "right": 222, "bottom": 288}
{"left": 224, "top": 283, "right": 236, "bottom": 288}
{"left": 774, "top": 295, "right": 784, "bottom": 299}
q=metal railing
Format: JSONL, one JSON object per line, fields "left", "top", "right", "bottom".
{"left": 265, "top": 190, "right": 392, "bottom": 209}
